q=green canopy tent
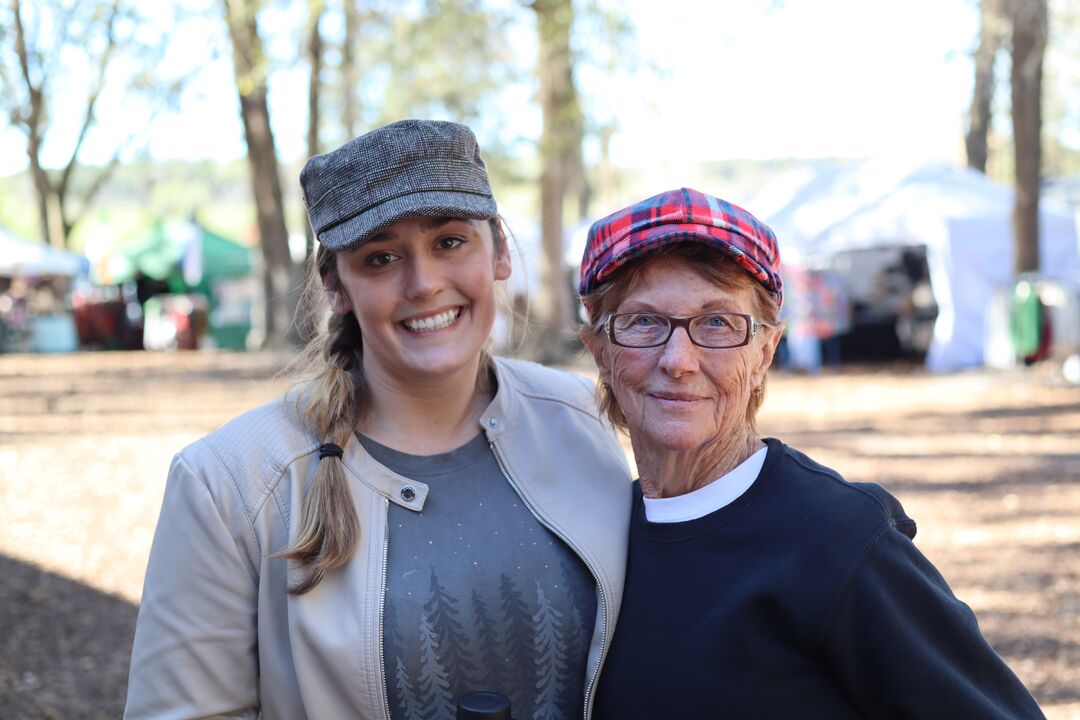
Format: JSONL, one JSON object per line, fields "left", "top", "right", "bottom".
{"left": 108, "top": 220, "right": 256, "bottom": 349}
{"left": 110, "top": 220, "right": 251, "bottom": 286}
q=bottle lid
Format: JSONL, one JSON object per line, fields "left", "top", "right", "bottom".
{"left": 456, "top": 691, "right": 512, "bottom": 720}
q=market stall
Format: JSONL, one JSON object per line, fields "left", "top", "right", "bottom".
{"left": 95, "top": 219, "right": 256, "bottom": 350}
{"left": 750, "top": 162, "right": 1080, "bottom": 371}
{"left": 0, "top": 226, "right": 88, "bottom": 353}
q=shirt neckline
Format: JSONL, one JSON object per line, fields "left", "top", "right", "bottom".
{"left": 354, "top": 430, "right": 490, "bottom": 478}
{"left": 632, "top": 438, "right": 781, "bottom": 542}
{"left": 642, "top": 445, "right": 768, "bottom": 523}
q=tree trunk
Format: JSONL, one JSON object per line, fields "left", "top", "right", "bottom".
{"left": 532, "top": 0, "right": 582, "bottom": 360}
{"left": 293, "top": 0, "right": 326, "bottom": 345}
{"left": 12, "top": 0, "right": 54, "bottom": 248}
{"left": 304, "top": 0, "right": 325, "bottom": 261}
{"left": 1009, "top": 0, "right": 1047, "bottom": 275}
{"left": 26, "top": 136, "right": 56, "bottom": 249}
{"left": 966, "top": 0, "right": 1001, "bottom": 174}
{"left": 342, "top": 0, "right": 360, "bottom": 139}
{"left": 223, "top": 0, "right": 296, "bottom": 347}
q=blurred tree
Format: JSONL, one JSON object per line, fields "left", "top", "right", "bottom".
{"left": 1008, "top": 0, "right": 1047, "bottom": 275}
{"left": 340, "top": 0, "right": 362, "bottom": 139}
{"left": 222, "top": 0, "right": 297, "bottom": 347}
{"left": 573, "top": 2, "right": 637, "bottom": 217}
{"left": 965, "top": 0, "right": 1048, "bottom": 275}
{"left": 304, "top": 0, "right": 326, "bottom": 260}
{"left": 0, "top": 0, "right": 173, "bottom": 249}
{"left": 529, "top": 0, "right": 581, "bottom": 359}
{"left": 371, "top": 0, "right": 516, "bottom": 128}
{"left": 293, "top": 0, "right": 630, "bottom": 355}
{"left": 291, "top": 0, "right": 327, "bottom": 346}
{"left": 966, "top": 0, "right": 1004, "bottom": 174}
{"left": 307, "top": 0, "right": 518, "bottom": 180}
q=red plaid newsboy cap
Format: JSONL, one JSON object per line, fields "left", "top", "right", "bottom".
{"left": 578, "top": 187, "right": 783, "bottom": 308}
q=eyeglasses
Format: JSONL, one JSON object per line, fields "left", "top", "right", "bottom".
{"left": 605, "top": 312, "right": 772, "bottom": 349}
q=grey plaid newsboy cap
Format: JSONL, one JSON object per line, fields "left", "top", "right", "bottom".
{"left": 300, "top": 119, "right": 498, "bottom": 251}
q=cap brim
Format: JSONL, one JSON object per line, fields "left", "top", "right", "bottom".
{"left": 317, "top": 189, "right": 497, "bottom": 251}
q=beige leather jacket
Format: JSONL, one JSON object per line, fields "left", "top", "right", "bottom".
{"left": 125, "top": 358, "right": 632, "bottom": 720}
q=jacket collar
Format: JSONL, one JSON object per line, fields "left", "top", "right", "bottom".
{"left": 477, "top": 357, "right": 519, "bottom": 443}
{"left": 337, "top": 357, "right": 522, "bottom": 513}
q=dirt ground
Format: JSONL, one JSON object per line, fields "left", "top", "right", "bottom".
{"left": 1, "top": 350, "right": 1078, "bottom": 719}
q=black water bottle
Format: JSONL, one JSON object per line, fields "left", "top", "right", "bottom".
{"left": 456, "top": 691, "right": 513, "bottom": 720}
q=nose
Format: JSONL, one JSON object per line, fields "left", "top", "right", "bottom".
{"left": 657, "top": 326, "right": 699, "bottom": 377}
{"left": 403, "top": 254, "right": 443, "bottom": 300}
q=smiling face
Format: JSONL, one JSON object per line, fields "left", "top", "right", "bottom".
{"left": 325, "top": 216, "right": 511, "bottom": 389}
{"left": 585, "top": 254, "right": 781, "bottom": 456}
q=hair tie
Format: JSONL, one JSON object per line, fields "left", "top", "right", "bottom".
{"left": 318, "top": 443, "right": 344, "bottom": 460}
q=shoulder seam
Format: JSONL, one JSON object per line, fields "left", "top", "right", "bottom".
{"left": 499, "top": 358, "right": 601, "bottom": 420}
{"left": 785, "top": 449, "right": 893, "bottom": 522}
{"left": 514, "top": 388, "right": 602, "bottom": 421}
{"left": 201, "top": 441, "right": 265, "bottom": 558}
{"left": 782, "top": 445, "right": 908, "bottom": 652}
{"left": 813, "top": 523, "right": 891, "bottom": 652}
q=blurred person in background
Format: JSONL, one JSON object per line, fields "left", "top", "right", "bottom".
{"left": 578, "top": 188, "right": 1044, "bottom": 719}
{"left": 125, "top": 119, "right": 631, "bottom": 720}
{"left": 0, "top": 277, "right": 31, "bottom": 352}
{"left": 779, "top": 265, "right": 851, "bottom": 373}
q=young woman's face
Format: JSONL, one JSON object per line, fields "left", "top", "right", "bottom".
{"left": 328, "top": 217, "right": 511, "bottom": 388}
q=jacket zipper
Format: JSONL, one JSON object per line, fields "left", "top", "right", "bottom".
{"left": 489, "top": 441, "right": 608, "bottom": 720}
{"left": 378, "top": 496, "right": 391, "bottom": 719}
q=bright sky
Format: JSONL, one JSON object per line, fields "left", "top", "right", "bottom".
{"left": 0, "top": 0, "right": 981, "bottom": 178}
{"left": 599, "top": 0, "right": 977, "bottom": 165}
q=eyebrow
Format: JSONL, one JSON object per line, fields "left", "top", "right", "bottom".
{"left": 364, "top": 217, "right": 466, "bottom": 244}
{"left": 420, "top": 217, "right": 459, "bottom": 231}
{"left": 620, "top": 299, "right": 742, "bottom": 314}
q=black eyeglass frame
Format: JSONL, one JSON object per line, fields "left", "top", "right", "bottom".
{"left": 604, "top": 311, "right": 773, "bottom": 349}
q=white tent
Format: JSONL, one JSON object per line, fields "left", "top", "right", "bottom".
{"left": 748, "top": 162, "right": 1080, "bottom": 371}
{"left": 0, "top": 225, "right": 88, "bottom": 277}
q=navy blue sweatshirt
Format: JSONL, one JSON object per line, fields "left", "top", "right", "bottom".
{"left": 594, "top": 438, "right": 1044, "bottom": 719}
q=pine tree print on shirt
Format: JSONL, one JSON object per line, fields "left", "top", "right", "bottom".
{"left": 416, "top": 613, "right": 455, "bottom": 720}
{"left": 425, "top": 568, "right": 477, "bottom": 692}
{"left": 532, "top": 583, "right": 565, "bottom": 720}
{"left": 499, "top": 573, "right": 536, "bottom": 720}
{"left": 386, "top": 594, "right": 424, "bottom": 718}
{"left": 557, "top": 560, "right": 591, "bottom": 716}
{"left": 471, "top": 589, "right": 504, "bottom": 694}
{"left": 368, "top": 432, "right": 596, "bottom": 720}
{"left": 393, "top": 655, "right": 423, "bottom": 720}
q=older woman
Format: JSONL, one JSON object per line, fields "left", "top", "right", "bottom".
{"left": 579, "top": 188, "right": 1044, "bottom": 719}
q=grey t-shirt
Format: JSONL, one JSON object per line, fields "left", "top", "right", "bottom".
{"left": 357, "top": 432, "right": 597, "bottom": 720}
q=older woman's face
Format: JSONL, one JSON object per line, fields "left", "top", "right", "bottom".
{"left": 588, "top": 256, "right": 780, "bottom": 454}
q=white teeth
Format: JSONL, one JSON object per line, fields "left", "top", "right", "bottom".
{"left": 403, "top": 308, "right": 461, "bottom": 333}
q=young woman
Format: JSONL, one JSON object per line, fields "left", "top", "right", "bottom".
{"left": 125, "top": 120, "right": 632, "bottom": 720}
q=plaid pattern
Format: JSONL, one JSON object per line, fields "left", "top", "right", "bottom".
{"left": 579, "top": 187, "right": 783, "bottom": 308}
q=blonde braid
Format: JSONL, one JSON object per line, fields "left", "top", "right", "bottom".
{"left": 278, "top": 251, "right": 367, "bottom": 595}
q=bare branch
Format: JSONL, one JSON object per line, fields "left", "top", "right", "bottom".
{"left": 59, "top": 0, "right": 122, "bottom": 197}
{"left": 11, "top": 0, "right": 45, "bottom": 148}
{"left": 40, "top": 0, "right": 80, "bottom": 86}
